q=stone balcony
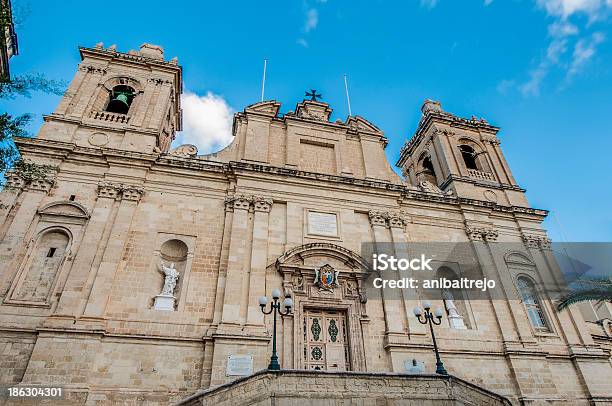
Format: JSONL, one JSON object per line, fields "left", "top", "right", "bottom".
{"left": 467, "top": 169, "right": 495, "bottom": 181}
{"left": 89, "top": 110, "right": 130, "bottom": 124}
{"left": 176, "top": 369, "right": 512, "bottom": 406}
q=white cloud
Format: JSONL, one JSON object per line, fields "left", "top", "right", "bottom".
{"left": 536, "top": 0, "right": 607, "bottom": 19}
{"left": 567, "top": 31, "right": 605, "bottom": 78}
{"left": 304, "top": 8, "right": 319, "bottom": 32}
{"left": 484, "top": 0, "right": 493, "bottom": 5}
{"left": 513, "top": 0, "right": 609, "bottom": 96}
{"left": 174, "top": 92, "right": 234, "bottom": 154}
{"left": 548, "top": 21, "right": 578, "bottom": 37}
{"left": 297, "top": 1, "right": 328, "bottom": 47}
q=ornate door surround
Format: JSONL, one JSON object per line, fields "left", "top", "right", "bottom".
{"left": 275, "top": 242, "right": 370, "bottom": 371}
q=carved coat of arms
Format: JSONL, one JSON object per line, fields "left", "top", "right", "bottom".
{"left": 314, "top": 264, "right": 339, "bottom": 292}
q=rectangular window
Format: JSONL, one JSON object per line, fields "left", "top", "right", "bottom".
{"left": 47, "top": 247, "right": 57, "bottom": 258}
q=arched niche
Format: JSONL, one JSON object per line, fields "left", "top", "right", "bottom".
{"left": 150, "top": 233, "right": 196, "bottom": 312}
{"left": 7, "top": 227, "right": 72, "bottom": 305}
{"left": 435, "top": 266, "right": 472, "bottom": 329}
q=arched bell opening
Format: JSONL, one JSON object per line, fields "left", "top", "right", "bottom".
{"left": 106, "top": 84, "right": 136, "bottom": 114}
{"left": 416, "top": 154, "right": 438, "bottom": 185}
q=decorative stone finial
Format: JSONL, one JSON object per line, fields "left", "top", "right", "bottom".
{"left": 421, "top": 99, "right": 442, "bottom": 115}
{"left": 108, "top": 44, "right": 117, "bottom": 51}
{"left": 139, "top": 43, "right": 165, "bottom": 60}
{"left": 94, "top": 42, "right": 104, "bottom": 49}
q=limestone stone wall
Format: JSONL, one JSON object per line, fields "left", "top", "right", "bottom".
{"left": 177, "top": 370, "right": 513, "bottom": 406}
{"left": 0, "top": 44, "right": 611, "bottom": 406}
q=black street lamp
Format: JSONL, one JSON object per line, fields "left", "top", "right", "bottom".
{"left": 413, "top": 301, "right": 448, "bottom": 375}
{"left": 259, "top": 288, "right": 293, "bottom": 371}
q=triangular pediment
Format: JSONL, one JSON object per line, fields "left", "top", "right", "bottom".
{"left": 346, "top": 116, "right": 383, "bottom": 135}
{"left": 245, "top": 100, "right": 281, "bottom": 117}
{"left": 294, "top": 100, "right": 332, "bottom": 122}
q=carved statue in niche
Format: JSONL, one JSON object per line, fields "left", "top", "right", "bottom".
{"left": 153, "top": 261, "right": 180, "bottom": 311}
{"left": 160, "top": 262, "right": 180, "bottom": 295}
{"left": 442, "top": 289, "right": 466, "bottom": 329}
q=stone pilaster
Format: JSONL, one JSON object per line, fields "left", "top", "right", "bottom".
{"left": 387, "top": 212, "right": 426, "bottom": 339}
{"left": 368, "top": 210, "right": 405, "bottom": 336}
{"left": 51, "top": 182, "right": 122, "bottom": 320}
{"left": 82, "top": 182, "right": 144, "bottom": 320}
{"left": 246, "top": 196, "right": 273, "bottom": 329}
{"left": 0, "top": 171, "right": 25, "bottom": 228}
{"left": 0, "top": 172, "right": 55, "bottom": 295}
{"left": 220, "top": 194, "right": 252, "bottom": 328}
{"left": 465, "top": 223, "right": 534, "bottom": 346}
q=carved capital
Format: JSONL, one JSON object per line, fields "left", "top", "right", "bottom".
{"left": 522, "top": 234, "right": 551, "bottom": 250}
{"left": 253, "top": 196, "right": 273, "bottom": 213}
{"left": 121, "top": 185, "right": 145, "bottom": 202}
{"left": 484, "top": 229, "right": 499, "bottom": 242}
{"left": 27, "top": 178, "right": 54, "bottom": 193}
{"left": 368, "top": 210, "right": 387, "bottom": 227}
{"left": 466, "top": 225, "right": 498, "bottom": 242}
{"left": 388, "top": 212, "right": 408, "bottom": 229}
{"left": 97, "top": 182, "right": 122, "bottom": 200}
{"left": 225, "top": 193, "right": 259, "bottom": 211}
{"left": 233, "top": 194, "right": 253, "bottom": 211}
{"left": 369, "top": 210, "right": 407, "bottom": 229}
{"left": 7, "top": 163, "right": 56, "bottom": 194}
{"left": 3, "top": 171, "right": 25, "bottom": 190}
{"left": 97, "top": 181, "right": 144, "bottom": 202}
{"left": 147, "top": 76, "right": 173, "bottom": 85}
{"left": 78, "top": 64, "right": 107, "bottom": 75}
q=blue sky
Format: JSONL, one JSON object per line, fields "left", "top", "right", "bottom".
{"left": 2, "top": 0, "right": 611, "bottom": 241}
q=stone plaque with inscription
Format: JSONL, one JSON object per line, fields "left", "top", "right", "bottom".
{"left": 308, "top": 211, "right": 338, "bottom": 237}
{"left": 226, "top": 354, "right": 254, "bottom": 376}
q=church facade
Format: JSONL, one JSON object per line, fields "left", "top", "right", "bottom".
{"left": 0, "top": 43, "right": 611, "bottom": 405}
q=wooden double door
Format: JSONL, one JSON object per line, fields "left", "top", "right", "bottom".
{"left": 303, "top": 309, "right": 349, "bottom": 371}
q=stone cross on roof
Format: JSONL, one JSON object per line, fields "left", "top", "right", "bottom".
{"left": 305, "top": 89, "right": 322, "bottom": 102}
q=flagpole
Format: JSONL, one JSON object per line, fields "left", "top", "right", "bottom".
{"left": 344, "top": 74, "right": 352, "bottom": 116}
{"left": 261, "top": 59, "right": 267, "bottom": 102}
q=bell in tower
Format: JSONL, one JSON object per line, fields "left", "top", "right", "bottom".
{"left": 106, "top": 85, "right": 135, "bottom": 115}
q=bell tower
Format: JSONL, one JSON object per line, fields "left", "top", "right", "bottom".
{"left": 397, "top": 100, "right": 528, "bottom": 207}
{"left": 38, "top": 43, "right": 182, "bottom": 154}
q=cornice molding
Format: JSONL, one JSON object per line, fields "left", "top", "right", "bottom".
{"left": 12, "top": 137, "right": 548, "bottom": 220}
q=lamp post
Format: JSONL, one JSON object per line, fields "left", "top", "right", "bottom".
{"left": 259, "top": 288, "right": 293, "bottom": 371}
{"left": 413, "top": 301, "right": 448, "bottom": 375}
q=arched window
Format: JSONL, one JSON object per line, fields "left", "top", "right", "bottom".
{"left": 417, "top": 154, "right": 438, "bottom": 185}
{"left": 14, "top": 229, "right": 70, "bottom": 302}
{"left": 459, "top": 145, "right": 479, "bottom": 170}
{"left": 517, "top": 276, "right": 549, "bottom": 331}
{"left": 106, "top": 85, "right": 136, "bottom": 115}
